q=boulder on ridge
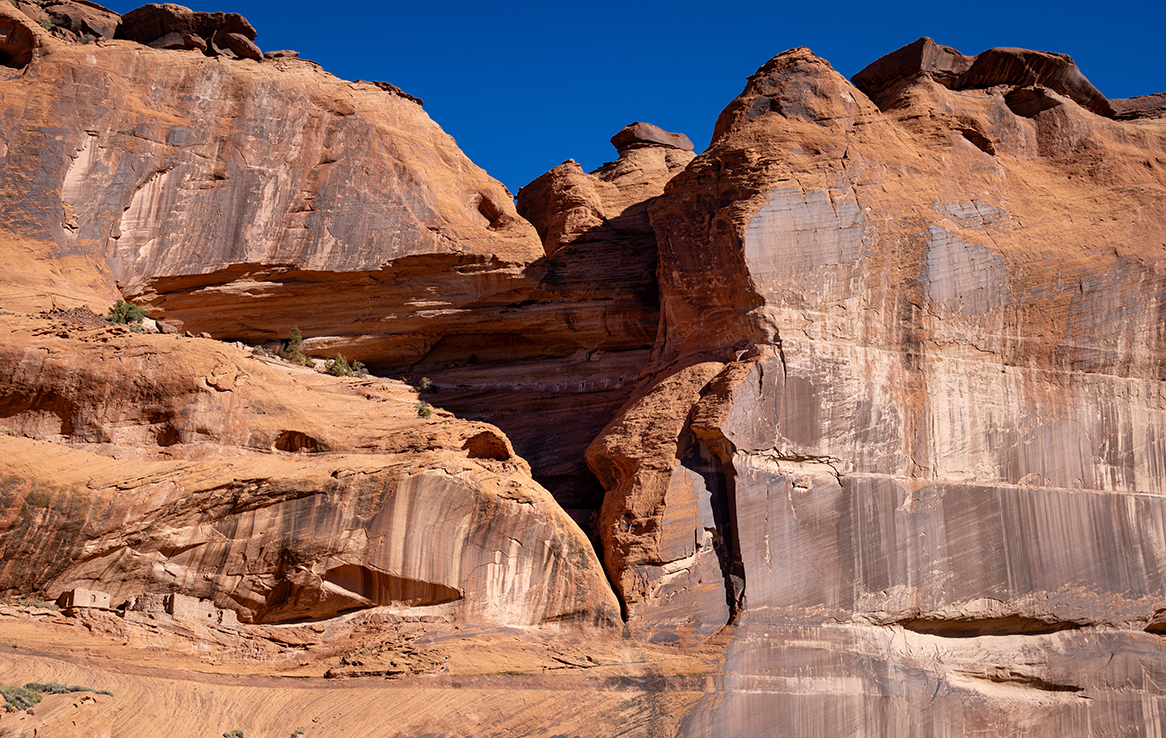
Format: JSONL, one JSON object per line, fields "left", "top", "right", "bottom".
{"left": 610, "top": 121, "right": 694, "bottom": 153}
{"left": 117, "top": 3, "right": 262, "bottom": 59}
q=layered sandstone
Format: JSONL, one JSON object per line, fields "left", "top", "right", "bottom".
{"left": 0, "top": 2, "right": 680, "bottom": 520}
{"left": 419, "top": 125, "right": 694, "bottom": 519}
{"left": 588, "top": 40, "right": 1166, "bottom": 734}
{"left": 5, "top": 7, "right": 1166, "bottom": 734}
{"left": 0, "top": 312, "right": 619, "bottom": 627}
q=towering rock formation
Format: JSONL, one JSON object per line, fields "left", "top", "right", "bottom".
{"left": 589, "top": 40, "right": 1166, "bottom": 734}
{"left": 4, "top": 4, "right": 1166, "bottom": 733}
{"left": 0, "top": 1, "right": 688, "bottom": 523}
{"left": 0, "top": 1, "right": 619, "bottom": 631}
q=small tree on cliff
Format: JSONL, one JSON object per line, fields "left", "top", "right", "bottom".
{"left": 107, "top": 299, "right": 146, "bottom": 324}
{"left": 283, "top": 326, "right": 310, "bottom": 366}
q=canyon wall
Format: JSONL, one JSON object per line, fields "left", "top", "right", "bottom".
{"left": 0, "top": 313, "right": 619, "bottom": 626}
{"left": 3, "top": 4, "right": 1166, "bottom": 734}
{"left": 589, "top": 39, "right": 1166, "bottom": 735}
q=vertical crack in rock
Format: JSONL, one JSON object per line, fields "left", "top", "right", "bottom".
{"left": 679, "top": 427, "right": 746, "bottom": 620}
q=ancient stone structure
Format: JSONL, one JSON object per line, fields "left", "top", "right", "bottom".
{"left": 125, "top": 592, "right": 237, "bottom": 624}
{"left": 57, "top": 588, "right": 111, "bottom": 612}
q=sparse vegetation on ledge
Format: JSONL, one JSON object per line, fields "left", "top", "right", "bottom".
{"left": 107, "top": 299, "right": 147, "bottom": 324}
{"left": 1, "top": 682, "right": 113, "bottom": 712}
{"left": 326, "top": 354, "right": 368, "bottom": 377}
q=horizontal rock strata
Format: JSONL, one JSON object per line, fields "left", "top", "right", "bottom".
{"left": 0, "top": 314, "right": 619, "bottom": 627}
{"left": 0, "top": 4, "right": 675, "bottom": 518}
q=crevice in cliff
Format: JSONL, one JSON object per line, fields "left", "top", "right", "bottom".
{"left": 950, "top": 669, "right": 1085, "bottom": 694}
{"left": 957, "top": 126, "right": 996, "bottom": 156}
{"left": 899, "top": 615, "right": 1084, "bottom": 638}
{"left": 322, "top": 564, "right": 461, "bottom": 608}
{"left": 273, "top": 430, "right": 326, "bottom": 453}
{"left": 681, "top": 424, "right": 746, "bottom": 622}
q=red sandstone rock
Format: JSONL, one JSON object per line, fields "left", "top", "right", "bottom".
{"left": 852, "top": 36, "right": 1115, "bottom": 117}
{"left": 4, "top": 13, "right": 1166, "bottom": 734}
{"left": 222, "top": 30, "right": 261, "bottom": 60}
{"left": 43, "top": 0, "right": 119, "bottom": 39}
{"left": 1112, "top": 91, "right": 1166, "bottom": 119}
{"left": 610, "top": 121, "right": 694, "bottom": 153}
{"left": 0, "top": 6, "right": 39, "bottom": 67}
{"left": 592, "top": 41, "right": 1166, "bottom": 734}
{"left": 117, "top": 3, "right": 256, "bottom": 47}
{"left": 0, "top": 313, "right": 620, "bottom": 628}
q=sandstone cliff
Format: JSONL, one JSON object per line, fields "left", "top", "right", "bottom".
{"left": 4, "top": 5, "right": 1166, "bottom": 735}
{"left": 0, "top": 312, "right": 619, "bottom": 627}
{"left": 589, "top": 39, "right": 1166, "bottom": 735}
{"left": 0, "top": 1, "right": 687, "bottom": 523}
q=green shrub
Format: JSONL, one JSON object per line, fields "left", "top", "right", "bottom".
{"left": 39, "top": 18, "right": 56, "bottom": 31}
{"left": 326, "top": 354, "right": 369, "bottom": 377}
{"left": 3, "top": 597, "right": 59, "bottom": 611}
{"left": 418, "top": 376, "right": 434, "bottom": 392}
{"left": 1, "top": 681, "right": 114, "bottom": 711}
{"left": 25, "top": 682, "right": 112, "bottom": 697}
{"left": 326, "top": 353, "right": 352, "bottom": 376}
{"left": 282, "top": 326, "right": 312, "bottom": 366}
{"left": 107, "top": 299, "right": 147, "bottom": 324}
{"left": 0, "top": 684, "right": 41, "bottom": 712}
{"left": 223, "top": 731, "right": 245, "bottom": 738}
{"left": 416, "top": 401, "right": 433, "bottom": 419}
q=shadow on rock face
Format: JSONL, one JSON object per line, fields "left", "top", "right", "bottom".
{"left": 0, "top": 16, "right": 35, "bottom": 69}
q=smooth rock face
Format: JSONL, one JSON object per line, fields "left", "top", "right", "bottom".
{"left": 590, "top": 41, "right": 1166, "bottom": 733}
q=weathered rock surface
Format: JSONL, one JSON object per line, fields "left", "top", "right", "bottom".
{"left": 589, "top": 40, "right": 1166, "bottom": 734}
{"left": 117, "top": 3, "right": 261, "bottom": 58}
{"left": 0, "top": 313, "right": 619, "bottom": 627}
{"left": 6, "top": 11, "right": 1166, "bottom": 734}
{"left": 610, "top": 121, "right": 695, "bottom": 153}
{"left": 0, "top": 601, "right": 709, "bottom": 738}
{"left": 413, "top": 126, "right": 693, "bottom": 520}
{"left": 0, "top": 7, "right": 673, "bottom": 519}
{"left": 851, "top": 36, "right": 1115, "bottom": 117}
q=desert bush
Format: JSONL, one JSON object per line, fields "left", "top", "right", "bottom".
{"left": 416, "top": 401, "right": 433, "bottom": 419}
{"left": 326, "top": 354, "right": 368, "bottom": 377}
{"left": 326, "top": 353, "right": 352, "bottom": 376}
{"left": 107, "top": 299, "right": 146, "bottom": 324}
{"left": 1, "top": 681, "right": 114, "bottom": 711}
{"left": 3, "top": 597, "right": 59, "bottom": 611}
{"left": 25, "top": 682, "right": 113, "bottom": 697}
{"left": 282, "top": 326, "right": 313, "bottom": 366}
{"left": 417, "top": 376, "right": 434, "bottom": 391}
{"left": 0, "top": 684, "right": 40, "bottom": 712}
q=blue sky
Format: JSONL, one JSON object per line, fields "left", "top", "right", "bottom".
{"left": 100, "top": 1, "right": 1165, "bottom": 194}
